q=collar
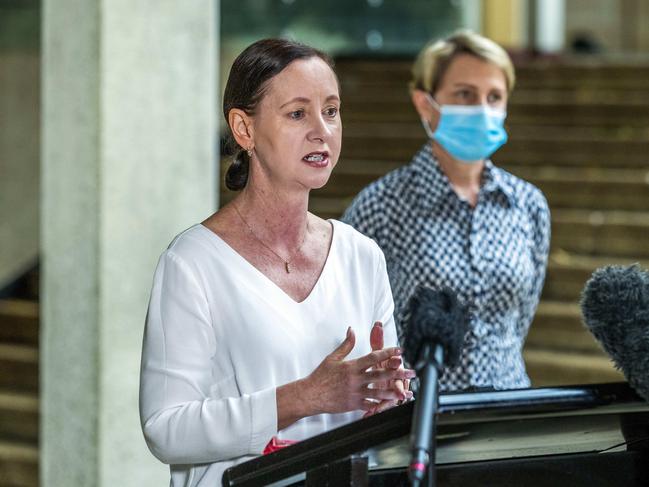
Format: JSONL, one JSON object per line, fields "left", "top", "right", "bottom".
{"left": 408, "top": 143, "right": 516, "bottom": 209}
{"left": 481, "top": 159, "right": 517, "bottom": 207}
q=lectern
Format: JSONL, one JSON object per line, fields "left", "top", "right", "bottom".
{"left": 222, "top": 383, "right": 649, "bottom": 486}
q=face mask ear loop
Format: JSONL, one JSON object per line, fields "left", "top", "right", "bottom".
{"left": 420, "top": 118, "right": 436, "bottom": 140}
{"left": 424, "top": 92, "right": 442, "bottom": 113}
{"left": 421, "top": 92, "right": 441, "bottom": 140}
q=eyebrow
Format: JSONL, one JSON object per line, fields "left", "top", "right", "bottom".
{"left": 279, "top": 94, "right": 340, "bottom": 108}
{"left": 452, "top": 82, "right": 503, "bottom": 91}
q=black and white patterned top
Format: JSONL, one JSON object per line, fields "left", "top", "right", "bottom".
{"left": 342, "top": 143, "right": 551, "bottom": 391}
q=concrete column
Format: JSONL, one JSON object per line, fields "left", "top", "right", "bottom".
{"left": 534, "top": 0, "right": 565, "bottom": 53}
{"left": 41, "top": 1, "right": 218, "bottom": 485}
{"left": 460, "top": 0, "right": 482, "bottom": 34}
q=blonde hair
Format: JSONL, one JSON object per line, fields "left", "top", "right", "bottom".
{"left": 410, "top": 30, "right": 515, "bottom": 95}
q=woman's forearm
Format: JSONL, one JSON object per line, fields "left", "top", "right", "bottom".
{"left": 276, "top": 378, "right": 314, "bottom": 430}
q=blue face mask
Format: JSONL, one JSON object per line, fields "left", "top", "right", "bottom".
{"left": 422, "top": 94, "right": 508, "bottom": 163}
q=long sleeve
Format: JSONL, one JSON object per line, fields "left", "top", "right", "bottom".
{"left": 139, "top": 251, "right": 277, "bottom": 465}
{"left": 520, "top": 190, "right": 551, "bottom": 332}
{"left": 372, "top": 244, "right": 398, "bottom": 348}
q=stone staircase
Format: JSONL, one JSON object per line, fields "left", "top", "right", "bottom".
{"left": 222, "top": 58, "right": 649, "bottom": 387}
{"left": 0, "top": 299, "right": 38, "bottom": 487}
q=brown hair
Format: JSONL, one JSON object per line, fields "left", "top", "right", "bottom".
{"left": 223, "top": 38, "right": 335, "bottom": 191}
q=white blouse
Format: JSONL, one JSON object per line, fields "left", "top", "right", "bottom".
{"left": 139, "top": 220, "right": 397, "bottom": 486}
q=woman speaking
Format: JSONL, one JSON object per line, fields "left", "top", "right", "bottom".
{"left": 139, "top": 38, "right": 413, "bottom": 486}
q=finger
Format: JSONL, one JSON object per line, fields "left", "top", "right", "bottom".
{"left": 361, "top": 400, "right": 378, "bottom": 415}
{"left": 386, "top": 356, "right": 402, "bottom": 369}
{"left": 369, "top": 321, "right": 383, "bottom": 351}
{"left": 355, "top": 347, "right": 402, "bottom": 371}
{"left": 363, "top": 368, "right": 416, "bottom": 384}
{"left": 372, "top": 399, "right": 399, "bottom": 414}
{"left": 329, "top": 327, "right": 356, "bottom": 361}
{"left": 394, "top": 378, "right": 406, "bottom": 398}
{"left": 363, "top": 387, "right": 402, "bottom": 401}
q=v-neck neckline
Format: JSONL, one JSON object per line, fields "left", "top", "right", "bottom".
{"left": 197, "top": 220, "right": 337, "bottom": 306}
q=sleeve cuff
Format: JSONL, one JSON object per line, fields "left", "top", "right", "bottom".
{"left": 248, "top": 386, "right": 278, "bottom": 454}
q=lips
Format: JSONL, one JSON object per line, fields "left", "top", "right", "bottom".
{"left": 302, "top": 151, "right": 329, "bottom": 168}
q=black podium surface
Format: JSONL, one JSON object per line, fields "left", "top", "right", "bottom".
{"left": 222, "top": 383, "right": 649, "bottom": 486}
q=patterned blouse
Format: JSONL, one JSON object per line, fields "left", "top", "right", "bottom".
{"left": 342, "top": 143, "right": 551, "bottom": 391}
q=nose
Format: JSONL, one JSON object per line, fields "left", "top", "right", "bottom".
{"left": 476, "top": 93, "right": 490, "bottom": 107}
{"left": 308, "top": 113, "right": 332, "bottom": 142}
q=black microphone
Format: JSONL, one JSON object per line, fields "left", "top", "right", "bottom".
{"left": 580, "top": 264, "right": 649, "bottom": 402}
{"left": 403, "top": 286, "right": 470, "bottom": 487}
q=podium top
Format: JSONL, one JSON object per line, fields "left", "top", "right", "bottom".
{"left": 222, "top": 382, "right": 649, "bottom": 487}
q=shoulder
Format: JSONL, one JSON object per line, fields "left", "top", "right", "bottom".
{"left": 344, "top": 164, "right": 413, "bottom": 219}
{"left": 162, "top": 224, "right": 218, "bottom": 268}
{"left": 496, "top": 167, "right": 549, "bottom": 218}
{"left": 331, "top": 219, "right": 386, "bottom": 268}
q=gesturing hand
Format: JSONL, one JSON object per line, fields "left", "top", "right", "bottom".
{"left": 364, "top": 321, "right": 413, "bottom": 417}
{"left": 301, "top": 327, "right": 415, "bottom": 415}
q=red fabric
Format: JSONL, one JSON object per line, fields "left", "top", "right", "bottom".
{"left": 263, "top": 436, "right": 298, "bottom": 455}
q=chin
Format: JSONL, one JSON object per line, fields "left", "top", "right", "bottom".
{"left": 307, "top": 174, "right": 333, "bottom": 190}
{"left": 300, "top": 163, "right": 335, "bottom": 189}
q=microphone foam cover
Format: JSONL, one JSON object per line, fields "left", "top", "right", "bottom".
{"left": 404, "top": 286, "right": 470, "bottom": 368}
{"left": 580, "top": 265, "right": 649, "bottom": 401}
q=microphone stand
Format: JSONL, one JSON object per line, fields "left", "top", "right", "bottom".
{"left": 409, "top": 343, "right": 444, "bottom": 487}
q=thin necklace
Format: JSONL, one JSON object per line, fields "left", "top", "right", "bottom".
{"left": 233, "top": 203, "right": 308, "bottom": 274}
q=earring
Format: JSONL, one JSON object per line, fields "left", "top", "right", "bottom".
{"left": 246, "top": 147, "right": 253, "bottom": 158}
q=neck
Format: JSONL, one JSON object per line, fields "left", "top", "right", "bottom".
{"left": 235, "top": 182, "right": 310, "bottom": 250}
{"left": 433, "top": 140, "right": 483, "bottom": 185}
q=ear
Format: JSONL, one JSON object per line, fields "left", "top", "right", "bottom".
{"left": 411, "top": 89, "right": 435, "bottom": 120}
{"left": 411, "top": 89, "right": 439, "bottom": 131}
{"left": 228, "top": 108, "right": 254, "bottom": 151}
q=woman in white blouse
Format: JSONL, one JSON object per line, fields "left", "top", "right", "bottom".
{"left": 139, "top": 38, "right": 414, "bottom": 486}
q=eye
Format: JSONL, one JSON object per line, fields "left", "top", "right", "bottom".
{"left": 487, "top": 92, "right": 504, "bottom": 104}
{"left": 455, "top": 89, "right": 472, "bottom": 100}
{"left": 324, "top": 106, "right": 339, "bottom": 118}
{"left": 288, "top": 109, "right": 305, "bottom": 120}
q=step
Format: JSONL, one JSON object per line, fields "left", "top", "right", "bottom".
{"left": 523, "top": 348, "right": 624, "bottom": 387}
{"left": 551, "top": 210, "right": 649, "bottom": 258}
{"left": 308, "top": 196, "right": 354, "bottom": 220}
{"left": 543, "top": 252, "right": 649, "bottom": 302}
{"left": 0, "top": 391, "right": 38, "bottom": 444}
{"left": 341, "top": 130, "right": 649, "bottom": 167}
{"left": 339, "top": 86, "right": 649, "bottom": 107}
{"left": 342, "top": 122, "right": 649, "bottom": 147}
{"left": 0, "top": 344, "right": 38, "bottom": 393}
{"left": 341, "top": 103, "right": 649, "bottom": 128}
{"left": 0, "top": 440, "right": 38, "bottom": 487}
{"left": 341, "top": 107, "right": 649, "bottom": 130}
{"left": 335, "top": 59, "right": 649, "bottom": 90}
{"left": 527, "top": 301, "right": 600, "bottom": 353}
{"left": 308, "top": 192, "right": 649, "bottom": 252}
{"left": 0, "top": 300, "right": 38, "bottom": 346}
{"left": 317, "top": 159, "right": 649, "bottom": 212}
{"left": 330, "top": 158, "right": 649, "bottom": 185}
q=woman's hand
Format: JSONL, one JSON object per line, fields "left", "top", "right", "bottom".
{"left": 301, "top": 327, "right": 414, "bottom": 414}
{"left": 276, "top": 326, "right": 415, "bottom": 429}
{"left": 363, "top": 321, "right": 413, "bottom": 417}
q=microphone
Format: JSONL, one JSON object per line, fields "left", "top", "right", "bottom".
{"left": 403, "top": 286, "right": 470, "bottom": 487}
{"left": 580, "top": 264, "right": 649, "bottom": 402}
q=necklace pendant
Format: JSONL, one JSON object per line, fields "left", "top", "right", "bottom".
{"left": 285, "top": 262, "right": 290, "bottom": 273}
